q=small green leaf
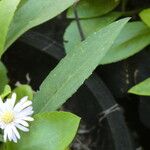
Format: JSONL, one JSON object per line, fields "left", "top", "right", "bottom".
{"left": 0, "top": 134, "right": 4, "bottom": 142}
{"left": 0, "top": 85, "right": 11, "bottom": 99}
{"left": 64, "top": 12, "right": 121, "bottom": 52}
{"left": 67, "top": 0, "right": 120, "bottom": 19}
{"left": 139, "top": 8, "right": 150, "bottom": 27}
{"left": 12, "top": 84, "right": 33, "bottom": 101}
{"left": 6, "top": 112, "right": 80, "bottom": 150}
{"left": 0, "top": 0, "right": 20, "bottom": 57}
{"left": 0, "top": 61, "right": 9, "bottom": 94}
{"left": 33, "top": 18, "right": 129, "bottom": 113}
{"left": 128, "top": 78, "right": 150, "bottom": 96}
{"left": 5, "top": 0, "right": 77, "bottom": 50}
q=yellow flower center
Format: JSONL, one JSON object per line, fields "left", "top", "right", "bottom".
{"left": 1, "top": 112, "right": 14, "bottom": 124}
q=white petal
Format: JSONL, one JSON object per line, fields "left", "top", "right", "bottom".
{"left": 11, "top": 93, "right": 17, "bottom": 101}
{"left": 7, "top": 126, "right": 13, "bottom": 141}
{"left": 0, "top": 98, "right": 5, "bottom": 112}
{"left": 20, "top": 96, "right": 28, "bottom": 103}
{"left": 9, "top": 93, "right": 16, "bottom": 109}
{"left": 15, "top": 124, "right": 29, "bottom": 132}
{"left": 4, "top": 101, "right": 12, "bottom": 111}
{"left": 14, "top": 100, "right": 32, "bottom": 112}
{"left": 22, "top": 116, "right": 34, "bottom": 121}
{"left": 0, "top": 97, "right": 3, "bottom": 104}
{"left": 11, "top": 133, "right": 17, "bottom": 143}
{"left": 4, "top": 128, "right": 8, "bottom": 142}
{"left": 11, "top": 125, "right": 20, "bottom": 139}
{"left": 21, "top": 101, "right": 32, "bottom": 110}
{"left": 0, "top": 122, "right": 6, "bottom": 130}
{"left": 17, "top": 110, "right": 34, "bottom": 118}
{"left": 16, "top": 106, "right": 33, "bottom": 117}
{"left": 13, "top": 96, "right": 28, "bottom": 112}
{"left": 3, "top": 125, "right": 13, "bottom": 142}
{"left": 14, "top": 119, "right": 29, "bottom": 127}
{"left": 21, "top": 106, "right": 33, "bottom": 112}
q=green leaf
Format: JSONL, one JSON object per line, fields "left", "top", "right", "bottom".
{"left": 0, "top": 0, "right": 20, "bottom": 57}
{"left": 12, "top": 84, "right": 33, "bottom": 101}
{"left": 139, "top": 8, "right": 150, "bottom": 27}
{"left": 33, "top": 18, "right": 129, "bottom": 113}
{"left": 67, "top": 0, "right": 120, "bottom": 19}
{"left": 101, "top": 21, "right": 150, "bottom": 64}
{"left": 64, "top": 12, "right": 121, "bottom": 52}
{"left": 0, "top": 61, "right": 9, "bottom": 94}
{"left": 0, "top": 144, "right": 5, "bottom": 150}
{"left": 128, "top": 78, "right": 150, "bottom": 96}
{"left": 65, "top": 21, "right": 150, "bottom": 64}
{"left": 5, "top": 0, "right": 77, "bottom": 50}
{"left": 6, "top": 112, "right": 80, "bottom": 150}
{"left": 0, "top": 134, "right": 4, "bottom": 142}
{"left": 0, "top": 85, "right": 11, "bottom": 99}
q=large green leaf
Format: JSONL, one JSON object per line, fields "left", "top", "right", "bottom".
{"left": 0, "top": 61, "right": 9, "bottom": 94}
{"left": 5, "top": 112, "right": 80, "bottom": 150}
{"left": 101, "top": 21, "right": 150, "bottom": 64}
{"left": 139, "top": 8, "right": 150, "bottom": 27}
{"left": 5, "top": 0, "right": 76, "bottom": 50}
{"left": 64, "top": 12, "right": 121, "bottom": 52}
{"left": 0, "top": 0, "right": 20, "bottom": 57}
{"left": 64, "top": 21, "right": 150, "bottom": 64}
{"left": 67, "top": 0, "right": 120, "bottom": 18}
{"left": 33, "top": 18, "right": 129, "bottom": 113}
{"left": 128, "top": 78, "right": 150, "bottom": 96}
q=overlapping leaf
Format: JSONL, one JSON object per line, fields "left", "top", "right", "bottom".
{"left": 64, "top": 12, "right": 121, "bottom": 52}
{"left": 0, "top": 61, "right": 9, "bottom": 94}
{"left": 0, "top": 0, "right": 20, "bottom": 57}
{"left": 5, "top": 0, "right": 76, "bottom": 50}
{"left": 101, "top": 22, "right": 150, "bottom": 64}
{"left": 64, "top": 20, "right": 150, "bottom": 64}
{"left": 139, "top": 8, "right": 150, "bottom": 27}
{"left": 67, "top": 0, "right": 120, "bottom": 18}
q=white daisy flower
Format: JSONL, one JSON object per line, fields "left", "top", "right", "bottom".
{"left": 0, "top": 93, "right": 34, "bottom": 143}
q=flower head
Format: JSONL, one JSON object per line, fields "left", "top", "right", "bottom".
{"left": 0, "top": 93, "right": 34, "bottom": 143}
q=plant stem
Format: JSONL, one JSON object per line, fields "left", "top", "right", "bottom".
{"left": 73, "top": 3, "right": 85, "bottom": 41}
